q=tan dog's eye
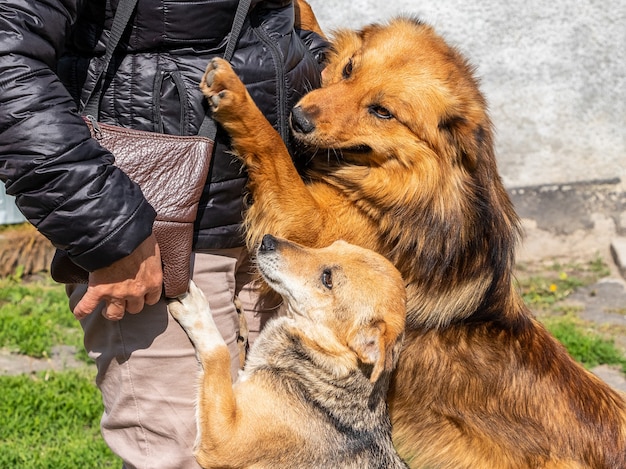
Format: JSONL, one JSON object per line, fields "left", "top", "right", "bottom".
{"left": 342, "top": 59, "right": 353, "bottom": 79}
{"left": 321, "top": 269, "right": 333, "bottom": 289}
{"left": 369, "top": 105, "right": 393, "bottom": 120}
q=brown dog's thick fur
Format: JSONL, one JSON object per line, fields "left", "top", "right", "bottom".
{"left": 169, "top": 236, "right": 407, "bottom": 468}
{"left": 200, "top": 15, "right": 626, "bottom": 469}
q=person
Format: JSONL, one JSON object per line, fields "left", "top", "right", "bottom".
{"left": 0, "top": 1, "right": 326, "bottom": 467}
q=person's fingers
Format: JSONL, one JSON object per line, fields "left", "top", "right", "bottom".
{"left": 145, "top": 286, "right": 162, "bottom": 306}
{"left": 101, "top": 299, "right": 126, "bottom": 321}
{"left": 72, "top": 234, "right": 163, "bottom": 321}
{"left": 73, "top": 289, "right": 103, "bottom": 320}
{"left": 125, "top": 296, "right": 145, "bottom": 314}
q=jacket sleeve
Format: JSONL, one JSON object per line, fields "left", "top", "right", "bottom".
{"left": 0, "top": 0, "right": 156, "bottom": 272}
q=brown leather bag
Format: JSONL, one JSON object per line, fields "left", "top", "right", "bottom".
{"left": 50, "top": 117, "right": 213, "bottom": 298}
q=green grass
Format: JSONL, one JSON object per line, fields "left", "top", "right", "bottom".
{"left": 516, "top": 257, "right": 626, "bottom": 373}
{"left": 0, "top": 274, "right": 119, "bottom": 467}
{"left": 543, "top": 314, "right": 626, "bottom": 374}
{"left": 515, "top": 256, "right": 610, "bottom": 310}
{"left": 0, "top": 274, "right": 86, "bottom": 359}
{"left": 0, "top": 370, "right": 118, "bottom": 468}
{"left": 518, "top": 271, "right": 585, "bottom": 308}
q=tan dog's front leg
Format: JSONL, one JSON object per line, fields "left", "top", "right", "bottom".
{"left": 167, "top": 282, "right": 240, "bottom": 468}
{"left": 168, "top": 281, "right": 226, "bottom": 359}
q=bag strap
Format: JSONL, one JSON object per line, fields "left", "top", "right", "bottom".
{"left": 82, "top": 0, "right": 251, "bottom": 139}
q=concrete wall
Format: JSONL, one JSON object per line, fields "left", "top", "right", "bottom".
{"left": 0, "top": 186, "right": 25, "bottom": 225}
{"left": 306, "top": 0, "right": 625, "bottom": 189}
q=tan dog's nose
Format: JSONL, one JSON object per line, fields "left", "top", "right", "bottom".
{"left": 259, "top": 234, "right": 278, "bottom": 252}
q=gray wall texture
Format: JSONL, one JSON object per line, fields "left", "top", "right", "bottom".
{"left": 307, "top": 0, "right": 625, "bottom": 189}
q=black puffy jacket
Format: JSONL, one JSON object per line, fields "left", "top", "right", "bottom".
{"left": 0, "top": 0, "right": 325, "bottom": 272}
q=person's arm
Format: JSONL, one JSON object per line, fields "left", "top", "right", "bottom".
{"left": 0, "top": 0, "right": 162, "bottom": 319}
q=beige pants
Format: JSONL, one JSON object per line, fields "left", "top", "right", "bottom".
{"left": 70, "top": 248, "right": 278, "bottom": 469}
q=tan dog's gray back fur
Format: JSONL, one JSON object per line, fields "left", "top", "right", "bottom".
{"left": 242, "top": 317, "right": 407, "bottom": 468}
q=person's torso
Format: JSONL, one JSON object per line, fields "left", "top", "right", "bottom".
{"left": 57, "top": 0, "right": 324, "bottom": 249}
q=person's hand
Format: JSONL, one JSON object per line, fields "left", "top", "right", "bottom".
{"left": 73, "top": 234, "right": 163, "bottom": 321}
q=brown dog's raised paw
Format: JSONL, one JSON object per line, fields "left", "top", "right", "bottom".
{"left": 199, "top": 58, "right": 248, "bottom": 117}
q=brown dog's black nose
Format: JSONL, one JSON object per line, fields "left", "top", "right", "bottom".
{"left": 290, "top": 106, "right": 315, "bottom": 134}
{"left": 259, "top": 234, "right": 277, "bottom": 252}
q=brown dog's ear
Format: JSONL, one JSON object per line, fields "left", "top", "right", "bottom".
{"left": 349, "top": 323, "right": 394, "bottom": 383}
{"left": 294, "top": 0, "right": 326, "bottom": 39}
{"left": 437, "top": 114, "right": 477, "bottom": 171}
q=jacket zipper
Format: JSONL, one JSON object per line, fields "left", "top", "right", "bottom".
{"left": 250, "top": 10, "right": 288, "bottom": 142}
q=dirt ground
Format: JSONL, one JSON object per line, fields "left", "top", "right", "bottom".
{"left": 0, "top": 345, "right": 89, "bottom": 376}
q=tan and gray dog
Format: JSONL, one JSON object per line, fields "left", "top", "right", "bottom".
{"left": 168, "top": 234, "right": 407, "bottom": 469}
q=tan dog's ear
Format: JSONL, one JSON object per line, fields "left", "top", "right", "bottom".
{"left": 349, "top": 323, "right": 394, "bottom": 383}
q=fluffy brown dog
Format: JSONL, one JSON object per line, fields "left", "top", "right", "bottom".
{"left": 200, "top": 16, "right": 626, "bottom": 469}
{"left": 169, "top": 235, "right": 407, "bottom": 468}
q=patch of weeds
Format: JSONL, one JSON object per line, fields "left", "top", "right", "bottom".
{"left": 0, "top": 369, "right": 119, "bottom": 468}
{"left": 0, "top": 222, "right": 31, "bottom": 234}
{"left": 583, "top": 256, "right": 610, "bottom": 277}
{"left": 518, "top": 257, "right": 626, "bottom": 372}
{"left": 0, "top": 275, "right": 86, "bottom": 360}
{"left": 604, "top": 307, "right": 626, "bottom": 316}
{"left": 517, "top": 271, "right": 584, "bottom": 309}
{"left": 541, "top": 315, "right": 626, "bottom": 374}
{"left": 515, "top": 256, "right": 610, "bottom": 311}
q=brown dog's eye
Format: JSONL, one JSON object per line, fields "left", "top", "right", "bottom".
{"left": 321, "top": 269, "right": 333, "bottom": 289}
{"left": 369, "top": 105, "right": 393, "bottom": 120}
{"left": 342, "top": 59, "right": 353, "bottom": 79}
